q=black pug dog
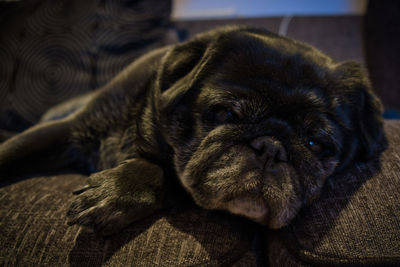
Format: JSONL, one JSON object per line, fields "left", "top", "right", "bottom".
{"left": 0, "top": 26, "right": 387, "bottom": 235}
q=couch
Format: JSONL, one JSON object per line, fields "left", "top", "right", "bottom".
{"left": 1, "top": 121, "right": 399, "bottom": 266}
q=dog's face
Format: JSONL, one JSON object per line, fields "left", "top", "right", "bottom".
{"left": 157, "top": 27, "right": 386, "bottom": 228}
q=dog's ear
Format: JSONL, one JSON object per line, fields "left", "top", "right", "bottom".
{"left": 335, "top": 62, "right": 387, "bottom": 163}
{"left": 355, "top": 83, "right": 387, "bottom": 161}
{"left": 156, "top": 34, "right": 215, "bottom": 113}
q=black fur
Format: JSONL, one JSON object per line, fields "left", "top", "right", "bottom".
{"left": 0, "top": 26, "right": 387, "bottom": 235}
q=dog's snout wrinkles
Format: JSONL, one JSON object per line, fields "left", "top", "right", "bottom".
{"left": 250, "top": 137, "right": 288, "bottom": 170}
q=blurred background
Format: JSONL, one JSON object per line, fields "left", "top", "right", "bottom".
{"left": 0, "top": 0, "right": 399, "bottom": 135}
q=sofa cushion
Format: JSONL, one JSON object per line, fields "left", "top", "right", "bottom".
{"left": 0, "top": 0, "right": 173, "bottom": 132}
{"left": 268, "top": 120, "right": 400, "bottom": 266}
{"left": 0, "top": 174, "right": 260, "bottom": 266}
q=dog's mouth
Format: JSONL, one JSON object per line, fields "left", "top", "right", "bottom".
{"left": 206, "top": 165, "right": 303, "bottom": 228}
{"left": 182, "top": 164, "right": 303, "bottom": 228}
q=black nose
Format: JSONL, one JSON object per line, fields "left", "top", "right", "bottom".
{"left": 249, "top": 136, "right": 288, "bottom": 170}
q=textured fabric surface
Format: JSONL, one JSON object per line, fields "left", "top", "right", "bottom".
{"left": 0, "top": 175, "right": 259, "bottom": 266}
{"left": 268, "top": 120, "right": 400, "bottom": 266}
{"left": 0, "top": 0, "right": 173, "bottom": 131}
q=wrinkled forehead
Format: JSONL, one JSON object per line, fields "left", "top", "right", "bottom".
{"left": 198, "top": 77, "right": 330, "bottom": 121}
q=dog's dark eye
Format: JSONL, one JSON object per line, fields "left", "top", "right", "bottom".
{"left": 215, "top": 109, "right": 235, "bottom": 123}
{"left": 307, "top": 140, "right": 322, "bottom": 152}
{"left": 307, "top": 140, "right": 334, "bottom": 158}
{"left": 203, "top": 106, "right": 238, "bottom": 125}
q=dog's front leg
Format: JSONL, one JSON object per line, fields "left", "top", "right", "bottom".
{"left": 67, "top": 158, "right": 164, "bottom": 236}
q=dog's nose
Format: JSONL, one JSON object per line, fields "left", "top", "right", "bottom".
{"left": 249, "top": 136, "right": 288, "bottom": 170}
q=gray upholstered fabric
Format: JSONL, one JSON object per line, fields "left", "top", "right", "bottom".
{"left": 268, "top": 120, "right": 400, "bottom": 266}
{"left": 1, "top": 121, "right": 400, "bottom": 266}
{"left": 0, "top": 174, "right": 259, "bottom": 266}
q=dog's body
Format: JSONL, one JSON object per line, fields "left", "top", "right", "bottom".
{"left": 0, "top": 26, "right": 387, "bottom": 235}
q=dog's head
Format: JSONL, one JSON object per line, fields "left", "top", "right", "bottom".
{"left": 156, "top": 27, "right": 387, "bottom": 228}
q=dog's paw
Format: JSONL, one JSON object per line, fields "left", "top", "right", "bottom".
{"left": 67, "top": 165, "right": 162, "bottom": 236}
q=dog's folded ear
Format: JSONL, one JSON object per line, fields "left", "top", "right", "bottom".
{"left": 335, "top": 62, "right": 388, "bottom": 164}
{"left": 156, "top": 33, "right": 215, "bottom": 113}
{"left": 356, "top": 82, "right": 387, "bottom": 162}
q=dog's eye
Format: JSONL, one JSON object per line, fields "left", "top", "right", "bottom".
{"left": 203, "top": 106, "right": 238, "bottom": 125}
{"left": 215, "top": 109, "right": 235, "bottom": 123}
{"left": 307, "top": 140, "right": 334, "bottom": 158}
{"left": 307, "top": 140, "right": 321, "bottom": 152}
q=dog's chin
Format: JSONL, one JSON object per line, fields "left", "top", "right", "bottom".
{"left": 215, "top": 173, "right": 303, "bottom": 229}
{"left": 225, "top": 197, "right": 269, "bottom": 223}
{"left": 223, "top": 197, "right": 297, "bottom": 229}
{"left": 183, "top": 169, "right": 303, "bottom": 229}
